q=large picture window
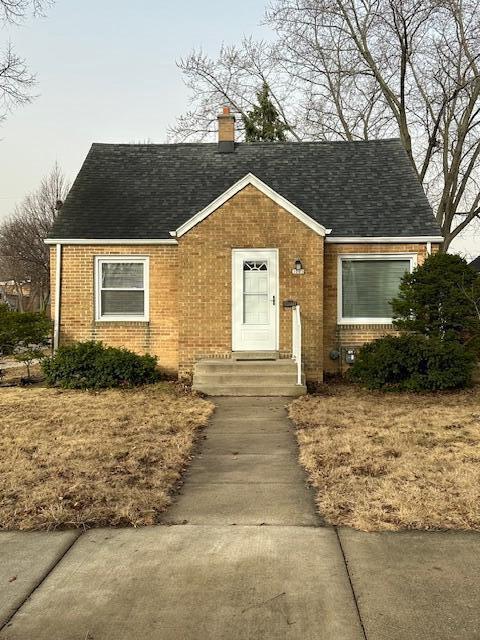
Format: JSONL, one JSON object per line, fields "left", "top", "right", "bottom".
{"left": 95, "top": 256, "right": 149, "bottom": 321}
{"left": 338, "top": 254, "right": 415, "bottom": 324}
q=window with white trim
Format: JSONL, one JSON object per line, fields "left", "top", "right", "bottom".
{"left": 95, "top": 256, "right": 149, "bottom": 321}
{"left": 338, "top": 254, "right": 416, "bottom": 324}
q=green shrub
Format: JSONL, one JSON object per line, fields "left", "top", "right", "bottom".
{"left": 392, "top": 252, "right": 480, "bottom": 353}
{"left": 0, "top": 304, "right": 51, "bottom": 357}
{"left": 42, "top": 341, "right": 160, "bottom": 389}
{"left": 348, "top": 334, "right": 475, "bottom": 391}
{"left": 0, "top": 304, "right": 15, "bottom": 355}
{"left": 0, "top": 305, "right": 51, "bottom": 377}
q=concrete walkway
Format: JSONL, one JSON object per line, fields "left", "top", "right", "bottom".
{"left": 161, "top": 397, "right": 320, "bottom": 526}
{"left": 1, "top": 398, "right": 480, "bottom": 639}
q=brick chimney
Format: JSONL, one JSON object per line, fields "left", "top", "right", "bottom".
{"left": 217, "top": 106, "right": 235, "bottom": 153}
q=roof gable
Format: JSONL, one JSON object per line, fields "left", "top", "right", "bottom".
{"left": 173, "top": 173, "right": 331, "bottom": 238}
{"left": 470, "top": 256, "right": 480, "bottom": 272}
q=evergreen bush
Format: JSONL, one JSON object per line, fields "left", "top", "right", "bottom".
{"left": 392, "top": 252, "right": 480, "bottom": 353}
{"left": 349, "top": 334, "right": 474, "bottom": 391}
{"left": 42, "top": 341, "right": 160, "bottom": 389}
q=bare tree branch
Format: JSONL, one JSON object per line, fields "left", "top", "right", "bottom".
{"left": 172, "top": 0, "right": 480, "bottom": 250}
{"left": 0, "top": 0, "right": 53, "bottom": 123}
{"left": 0, "top": 163, "right": 69, "bottom": 310}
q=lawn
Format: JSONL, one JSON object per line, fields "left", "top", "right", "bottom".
{"left": 289, "top": 384, "right": 480, "bottom": 531}
{"left": 0, "top": 362, "right": 42, "bottom": 384}
{"left": 0, "top": 382, "right": 214, "bottom": 530}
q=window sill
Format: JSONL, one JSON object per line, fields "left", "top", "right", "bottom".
{"left": 337, "top": 319, "right": 394, "bottom": 325}
{"left": 337, "top": 322, "right": 395, "bottom": 329}
{"left": 94, "top": 319, "right": 150, "bottom": 326}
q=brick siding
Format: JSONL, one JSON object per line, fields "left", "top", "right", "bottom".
{"left": 51, "top": 186, "right": 440, "bottom": 383}
{"left": 177, "top": 184, "right": 324, "bottom": 382}
{"left": 50, "top": 245, "right": 178, "bottom": 374}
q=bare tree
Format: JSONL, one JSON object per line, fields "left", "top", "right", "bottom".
{"left": 0, "top": 163, "right": 69, "bottom": 311}
{"left": 169, "top": 39, "right": 303, "bottom": 142}
{"left": 0, "top": 0, "right": 52, "bottom": 124}
{"left": 171, "top": 0, "right": 480, "bottom": 250}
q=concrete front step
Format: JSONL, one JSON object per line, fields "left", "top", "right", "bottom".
{"left": 194, "top": 359, "right": 298, "bottom": 374}
{"left": 231, "top": 351, "right": 279, "bottom": 360}
{"left": 193, "top": 384, "right": 306, "bottom": 397}
{"left": 193, "top": 356, "right": 307, "bottom": 396}
{"left": 194, "top": 372, "right": 306, "bottom": 386}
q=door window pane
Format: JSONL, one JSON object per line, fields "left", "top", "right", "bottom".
{"left": 243, "top": 261, "right": 268, "bottom": 271}
{"left": 243, "top": 260, "right": 269, "bottom": 324}
{"left": 342, "top": 259, "right": 410, "bottom": 319}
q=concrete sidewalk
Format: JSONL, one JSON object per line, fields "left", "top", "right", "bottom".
{"left": 1, "top": 397, "right": 479, "bottom": 639}
{"left": 0, "top": 531, "right": 79, "bottom": 629}
{"left": 0, "top": 526, "right": 364, "bottom": 640}
{"left": 338, "top": 529, "right": 480, "bottom": 640}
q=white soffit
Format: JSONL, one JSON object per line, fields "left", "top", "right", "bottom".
{"left": 326, "top": 236, "right": 444, "bottom": 243}
{"left": 44, "top": 238, "right": 178, "bottom": 245}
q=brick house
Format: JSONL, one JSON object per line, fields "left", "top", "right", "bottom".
{"left": 46, "top": 108, "right": 443, "bottom": 395}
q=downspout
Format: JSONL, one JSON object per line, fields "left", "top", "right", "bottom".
{"left": 426, "top": 241, "right": 432, "bottom": 255}
{"left": 53, "top": 243, "right": 62, "bottom": 351}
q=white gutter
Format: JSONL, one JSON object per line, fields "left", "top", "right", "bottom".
{"left": 44, "top": 236, "right": 444, "bottom": 245}
{"left": 326, "top": 236, "right": 444, "bottom": 243}
{"left": 53, "top": 243, "right": 62, "bottom": 351}
{"left": 44, "top": 238, "right": 178, "bottom": 245}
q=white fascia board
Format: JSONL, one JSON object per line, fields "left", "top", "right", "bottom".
{"left": 44, "top": 238, "right": 178, "bottom": 245}
{"left": 174, "top": 173, "right": 331, "bottom": 238}
{"left": 326, "top": 236, "right": 444, "bottom": 243}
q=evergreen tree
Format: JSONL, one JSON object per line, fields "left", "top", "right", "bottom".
{"left": 242, "top": 83, "right": 288, "bottom": 142}
{"left": 391, "top": 253, "right": 480, "bottom": 353}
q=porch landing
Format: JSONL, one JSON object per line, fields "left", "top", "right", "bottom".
{"left": 192, "top": 353, "right": 307, "bottom": 396}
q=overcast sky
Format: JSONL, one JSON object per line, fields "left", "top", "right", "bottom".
{"left": 0, "top": 0, "right": 477, "bottom": 258}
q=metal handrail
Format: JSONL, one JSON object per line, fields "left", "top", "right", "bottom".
{"left": 292, "top": 304, "right": 302, "bottom": 385}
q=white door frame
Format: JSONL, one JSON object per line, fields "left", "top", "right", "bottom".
{"left": 231, "top": 248, "right": 279, "bottom": 352}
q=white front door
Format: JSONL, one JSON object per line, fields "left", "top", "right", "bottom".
{"left": 232, "top": 249, "right": 278, "bottom": 351}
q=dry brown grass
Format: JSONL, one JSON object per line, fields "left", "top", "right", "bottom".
{"left": 0, "top": 363, "right": 42, "bottom": 384}
{"left": 0, "top": 383, "right": 214, "bottom": 530}
{"left": 289, "top": 384, "right": 480, "bottom": 531}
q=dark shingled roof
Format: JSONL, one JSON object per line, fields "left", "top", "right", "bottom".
{"left": 49, "top": 139, "right": 441, "bottom": 240}
{"left": 470, "top": 256, "right": 480, "bottom": 272}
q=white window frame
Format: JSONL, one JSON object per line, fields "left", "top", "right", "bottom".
{"left": 95, "top": 256, "right": 149, "bottom": 322}
{"left": 337, "top": 253, "right": 417, "bottom": 325}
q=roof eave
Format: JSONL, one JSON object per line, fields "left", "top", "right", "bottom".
{"left": 44, "top": 238, "right": 178, "bottom": 245}
{"left": 326, "top": 236, "right": 444, "bottom": 243}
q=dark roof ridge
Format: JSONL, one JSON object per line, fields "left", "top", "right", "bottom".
{"left": 90, "top": 138, "right": 402, "bottom": 149}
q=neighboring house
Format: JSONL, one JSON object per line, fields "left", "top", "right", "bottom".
{"left": 470, "top": 256, "right": 480, "bottom": 272}
{"left": 0, "top": 280, "right": 33, "bottom": 311}
{"left": 46, "top": 107, "right": 443, "bottom": 395}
